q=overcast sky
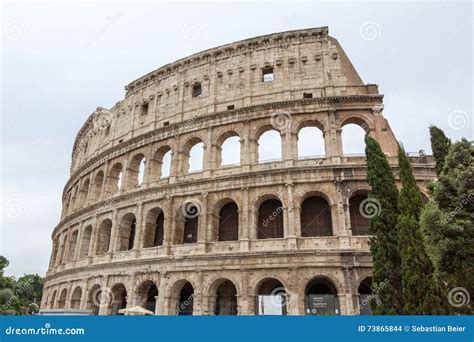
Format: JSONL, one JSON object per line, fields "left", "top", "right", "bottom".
{"left": 1, "top": 1, "right": 472, "bottom": 278}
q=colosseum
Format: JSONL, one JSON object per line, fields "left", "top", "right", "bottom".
{"left": 41, "top": 27, "right": 436, "bottom": 316}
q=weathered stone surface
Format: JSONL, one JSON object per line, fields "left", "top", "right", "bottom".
{"left": 41, "top": 28, "right": 436, "bottom": 315}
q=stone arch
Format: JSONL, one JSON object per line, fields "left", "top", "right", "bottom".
{"left": 169, "top": 279, "right": 196, "bottom": 316}
{"left": 116, "top": 213, "right": 136, "bottom": 251}
{"left": 358, "top": 276, "right": 373, "bottom": 315}
{"left": 92, "top": 170, "right": 104, "bottom": 201}
{"left": 340, "top": 117, "right": 369, "bottom": 156}
{"left": 143, "top": 207, "right": 164, "bottom": 248}
{"left": 70, "top": 286, "right": 82, "bottom": 309}
{"left": 126, "top": 153, "right": 146, "bottom": 189}
{"left": 150, "top": 145, "right": 172, "bottom": 181}
{"left": 57, "top": 288, "right": 68, "bottom": 309}
{"left": 256, "top": 125, "right": 282, "bottom": 163}
{"left": 216, "top": 131, "right": 241, "bottom": 167}
{"left": 96, "top": 219, "right": 112, "bottom": 255}
{"left": 136, "top": 280, "right": 158, "bottom": 313}
{"left": 77, "top": 178, "right": 90, "bottom": 208}
{"left": 256, "top": 195, "right": 284, "bottom": 239}
{"left": 296, "top": 120, "right": 326, "bottom": 159}
{"left": 304, "top": 276, "right": 340, "bottom": 315}
{"left": 300, "top": 195, "right": 333, "bottom": 237}
{"left": 182, "top": 136, "right": 205, "bottom": 174}
{"left": 254, "top": 277, "right": 287, "bottom": 315}
{"left": 49, "top": 290, "right": 57, "bottom": 309}
{"left": 106, "top": 163, "right": 123, "bottom": 194}
{"left": 86, "top": 284, "right": 102, "bottom": 315}
{"left": 79, "top": 225, "right": 92, "bottom": 258}
{"left": 208, "top": 278, "right": 238, "bottom": 315}
{"left": 348, "top": 190, "right": 370, "bottom": 236}
{"left": 67, "top": 229, "right": 79, "bottom": 261}
{"left": 212, "top": 199, "right": 239, "bottom": 242}
{"left": 175, "top": 200, "right": 200, "bottom": 244}
{"left": 109, "top": 283, "right": 128, "bottom": 315}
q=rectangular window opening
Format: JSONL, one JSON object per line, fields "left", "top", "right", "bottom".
{"left": 163, "top": 121, "right": 170, "bottom": 126}
{"left": 227, "top": 105, "right": 235, "bottom": 110}
{"left": 303, "top": 92, "right": 313, "bottom": 99}
{"left": 141, "top": 102, "right": 149, "bottom": 116}
{"left": 192, "top": 83, "right": 202, "bottom": 97}
{"left": 262, "top": 67, "right": 274, "bottom": 82}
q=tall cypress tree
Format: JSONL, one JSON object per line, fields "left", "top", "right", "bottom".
{"left": 365, "top": 136, "right": 402, "bottom": 314}
{"left": 420, "top": 139, "right": 474, "bottom": 314}
{"left": 429, "top": 126, "right": 451, "bottom": 176}
{"left": 397, "top": 145, "right": 442, "bottom": 314}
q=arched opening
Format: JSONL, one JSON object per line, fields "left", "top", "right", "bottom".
{"left": 213, "top": 280, "right": 238, "bottom": 315}
{"left": 349, "top": 194, "right": 370, "bottom": 235}
{"left": 78, "top": 178, "right": 90, "bottom": 207}
{"left": 341, "top": 123, "right": 366, "bottom": 156}
{"left": 137, "top": 281, "right": 158, "bottom": 313}
{"left": 57, "top": 289, "right": 67, "bottom": 309}
{"left": 49, "top": 290, "right": 57, "bottom": 309}
{"left": 176, "top": 202, "right": 200, "bottom": 244}
{"left": 116, "top": 213, "right": 136, "bottom": 251}
{"left": 92, "top": 171, "right": 104, "bottom": 201}
{"left": 143, "top": 208, "right": 164, "bottom": 248}
{"left": 257, "top": 198, "right": 284, "bottom": 239}
{"left": 106, "top": 163, "right": 123, "bottom": 194}
{"left": 305, "top": 277, "right": 340, "bottom": 315}
{"left": 70, "top": 287, "right": 82, "bottom": 309}
{"left": 300, "top": 196, "right": 332, "bottom": 236}
{"left": 67, "top": 230, "right": 79, "bottom": 261}
{"left": 176, "top": 282, "right": 194, "bottom": 315}
{"left": 218, "top": 202, "right": 239, "bottom": 241}
{"left": 96, "top": 219, "right": 112, "bottom": 255}
{"left": 79, "top": 225, "right": 92, "bottom": 258}
{"left": 258, "top": 130, "right": 281, "bottom": 163}
{"left": 358, "top": 277, "right": 373, "bottom": 315}
{"left": 220, "top": 135, "right": 240, "bottom": 166}
{"left": 297, "top": 126, "right": 325, "bottom": 159}
{"left": 127, "top": 153, "right": 146, "bottom": 188}
{"left": 50, "top": 239, "right": 59, "bottom": 267}
{"left": 188, "top": 142, "right": 204, "bottom": 173}
{"left": 58, "top": 235, "right": 68, "bottom": 264}
{"left": 86, "top": 285, "right": 102, "bottom": 316}
{"left": 256, "top": 278, "right": 287, "bottom": 315}
{"left": 161, "top": 150, "right": 172, "bottom": 178}
{"left": 110, "top": 284, "right": 127, "bottom": 315}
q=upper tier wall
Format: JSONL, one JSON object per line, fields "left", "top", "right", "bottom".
{"left": 71, "top": 27, "right": 376, "bottom": 173}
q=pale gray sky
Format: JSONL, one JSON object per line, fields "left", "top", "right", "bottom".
{"left": 1, "top": 1, "right": 472, "bottom": 278}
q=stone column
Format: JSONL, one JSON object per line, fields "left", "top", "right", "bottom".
{"left": 286, "top": 182, "right": 297, "bottom": 249}
{"left": 197, "top": 192, "right": 208, "bottom": 253}
{"left": 241, "top": 120, "right": 251, "bottom": 172}
{"left": 162, "top": 196, "right": 173, "bottom": 254}
{"left": 110, "top": 209, "right": 119, "bottom": 255}
{"left": 239, "top": 187, "right": 250, "bottom": 252}
{"left": 133, "top": 202, "right": 144, "bottom": 252}
{"left": 156, "top": 274, "right": 168, "bottom": 315}
{"left": 238, "top": 271, "right": 252, "bottom": 315}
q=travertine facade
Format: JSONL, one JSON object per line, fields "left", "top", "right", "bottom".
{"left": 42, "top": 27, "right": 436, "bottom": 315}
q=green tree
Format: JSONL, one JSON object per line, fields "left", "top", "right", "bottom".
{"left": 397, "top": 145, "right": 444, "bottom": 314}
{"left": 365, "top": 136, "right": 402, "bottom": 314}
{"left": 429, "top": 126, "right": 451, "bottom": 176}
{"left": 420, "top": 139, "right": 474, "bottom": 313}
